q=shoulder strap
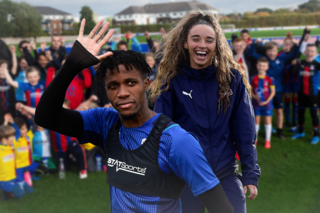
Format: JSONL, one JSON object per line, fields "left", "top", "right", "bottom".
{"left": 146, "top": 114, "right": 171, "bottom": 146}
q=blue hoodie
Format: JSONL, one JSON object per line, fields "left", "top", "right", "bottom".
{"left": 154, "top": 62, "right": 261, "bottom": 187}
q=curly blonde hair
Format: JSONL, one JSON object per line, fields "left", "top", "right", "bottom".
{"left": 149, "top": 11, "right": 251, "bottom": 112}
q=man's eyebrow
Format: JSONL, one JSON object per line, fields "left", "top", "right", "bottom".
{"left": 106, "top": 80, "right": 118, "bottom": 86}
{"left": 124, "top": 78, "right": 139, "bottom": 81}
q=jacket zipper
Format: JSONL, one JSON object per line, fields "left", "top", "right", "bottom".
{"left": 202, "top": 70, "right": 214, "bottom": 169}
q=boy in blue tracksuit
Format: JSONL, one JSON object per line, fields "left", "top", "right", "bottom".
{"left": 247, "top": 39, "right": 301, "bottom": 139}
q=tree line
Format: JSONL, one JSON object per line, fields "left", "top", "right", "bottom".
{"left": 0, "top": 0, "right": 97, "bottom": 38}
{"left": 224, "top": 0, "right": 320, "bottom": 21}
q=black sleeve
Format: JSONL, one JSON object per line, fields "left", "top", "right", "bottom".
{"left": 22, "top": 47, "right": 35, "bottom": 66}
{"left": 296, "top": 28, "right": 310, "bottom": 59}
{"left": 33, "top": 49, "right": 39, "bottom": 61}
{"left": 0, "top": 39, "right": 12, "bottom": 68}
{"left": 198, "top": 183, "right": 234, "bottom": 213}
{"left": 315, "top": 61, "right": 320, "bottom": 71}
{"left": 58, "top": 46, "right": 67, "bottom": 62}
{"left": 288, "top": 61, "right": 300, "bottom": 76}
{"left": 34, "top": 41, "right": 100, "bottom": 139}
{"left": 146, "top": 38, "right": 154, "bottom": 52}
{"left": 231, "top": 33, "right": 238, "bottom": 43}
{"left": 299, "top": 28, "right": 310, "bottom": 47}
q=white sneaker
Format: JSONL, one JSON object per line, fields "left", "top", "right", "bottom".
{"left": 79, "top": 170, "right": 87, "bottom": 179}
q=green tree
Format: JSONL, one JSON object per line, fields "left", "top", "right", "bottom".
{"left": 79, "top": 6, "right": 96, "bottom": 34}
{"left": 255, "top": 7, "right": 273, "bottom": 14}
{"left": 294, "top": 8, "right": 311, "bottom": 13}
{"left": 273, "top": 8, "right": 292, "bottom": 14}
{"left": 106, "top": 17, "right": 113, "bottom": 26}
{"left": 0, "top": 0, "right": 15, "bottom": 37}
{"left": 0, "top": 0, "right": 42, "bottom": 37}
{"left": 11, "top": 2, "right": 42, "bottom": 37}
{"left": 298, "top": 0, "right": 320, "bottom": 12}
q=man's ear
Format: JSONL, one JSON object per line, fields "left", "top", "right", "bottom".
{"left": 144, "top": 78, "right": 150, "bottom": 91}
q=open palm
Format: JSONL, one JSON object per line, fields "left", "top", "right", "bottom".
{"left": 77, "top": 19, "right": 114, "bottom": 61}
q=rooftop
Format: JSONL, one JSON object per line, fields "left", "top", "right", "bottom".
{"left": 116, "top": 1, "right": 217, "bottom": 15}
{"left": 34, "top": 6, "right": 71, "bottom": 16}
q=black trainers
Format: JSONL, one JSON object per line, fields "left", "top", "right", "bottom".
{"left": 283, "top": 122, "right": 291, "bottom": 128}
{"left": 278, "top": 133, "right": 286, "bottom": 140}
{"left": 1, "top": 191, "right": 10, "bottom": 201}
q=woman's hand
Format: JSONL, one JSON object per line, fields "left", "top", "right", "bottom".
{"left": 244, "top": 185, "right": 258, "bottom": 200}
{"left": 77, "top": 19, "right": 114, "bottom": 61}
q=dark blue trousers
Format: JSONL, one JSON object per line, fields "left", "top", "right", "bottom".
{"left": 55, "top": 140, "right": 87, "bottom": 172}
{"left": 181, "top": 174, "right": 246, "bottom": 213}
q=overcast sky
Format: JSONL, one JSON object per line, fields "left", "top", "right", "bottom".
{"left": 12, "top": 0, "right": 306, "bottom": 17}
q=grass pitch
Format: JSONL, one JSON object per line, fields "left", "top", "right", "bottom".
{"left": 1, "top": 113, "right": 320, "bottom": 213}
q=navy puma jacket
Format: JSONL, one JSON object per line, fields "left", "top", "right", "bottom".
{"left": 154, "top": 62, "right": 261, "bottom": 187}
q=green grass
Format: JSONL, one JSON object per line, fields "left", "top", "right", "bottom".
{"left": 3, "top": 27, "right": 320, "bottom": 212}
{"left": 0, "top": 171, "right": 111, "bottom": 213}
{"left": 1, "top": 113, "right": 320, "bottom": 213}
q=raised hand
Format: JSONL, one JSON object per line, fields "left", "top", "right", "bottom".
{"left": 77, "top": 19, "right": 114, "bottom": 61}
{"left": 128, "top": 31, "right": 135, "bottom": 39}
{"left": 144, "top": 31, "right": 150, "bottom": 40}
{"left": 30, "top": 41, "right": 36, "bottom": 50}
{"left": 9, "top": 45, "right": 16, "bottom": 54}
{"left": 255, "top": 38, "right": 262, "bottom": 44}
{"left": 40, "top": 42, "right": 46, "bottom": 52}
{"left": 113, "top": 36, "right": 120, "bottom": 43}
{"left": 16, "top": 102, "right": 24, "bottom": 111}
{"left": 60, "top": 36, "right": 65, "bottom": 46}
{"left": 45, "top": 50, "right": 53, "bottom": 61}
{"left": 3, "top": 113, "right": 13, "bottom": 125}
{"left": 304, "top": 34, "right": 311, "bottom": 42}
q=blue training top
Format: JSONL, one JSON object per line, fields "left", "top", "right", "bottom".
{"left": 78, "top": 108, "right": 219, "bottom": 213}
{"left": 14, "top": 70, "right": 28, "bottom": 102}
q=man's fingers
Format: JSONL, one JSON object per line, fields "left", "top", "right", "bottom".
{"left": 79, "top": 19, "right": 85, "bottom": 38}
{"left": 88, "top": 20, "right": 104, "bottom": 39}
{"left": 97, "top": 51, "right": 114, "bottom": 61}
{"left": 243, "top": 186, "right": 247, "bottom": 195}
{"left": 94, "top": 21, "right": 110, "bottom": 42}
{"left": 98, "top": 28, "right": 114, "bottom": 47}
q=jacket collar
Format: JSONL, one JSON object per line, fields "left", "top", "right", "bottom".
{"left": 180, "top": 62, "right": 216, "bottom": 80}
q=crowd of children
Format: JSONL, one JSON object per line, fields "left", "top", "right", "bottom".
{"left": 0, "top": 25, "right": 318, "bottom": 200}
{"left": 232, "top": 27, "right": 320, "bottom": 148}
{"left": 0, "top": 30, "right": 164, "bottom": 200}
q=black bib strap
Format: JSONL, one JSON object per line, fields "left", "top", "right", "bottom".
{"left": 105, "top": 114, "right": 186, "bottom": 199}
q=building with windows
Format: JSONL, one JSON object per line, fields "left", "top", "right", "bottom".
{"left": 113, "top": 1, "right": 218, "bottom": 25}
{"left": 34, "top": 6, "right": 74, "bottom": 35}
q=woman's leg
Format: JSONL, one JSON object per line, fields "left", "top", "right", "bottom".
{"left": 180, "top": 185, "right": 205, "bottom": 213}
{"left": 220, "top": 174, "right": 246, "bottom": 213}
